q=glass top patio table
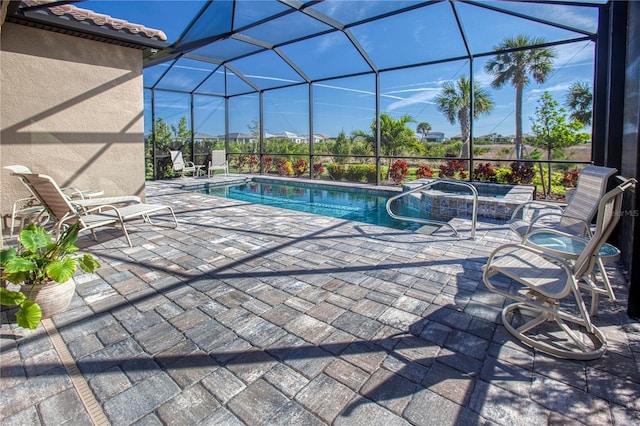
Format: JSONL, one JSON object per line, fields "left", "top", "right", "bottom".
{"left": 525, "top": 232, "right": 620, "bottom": 263}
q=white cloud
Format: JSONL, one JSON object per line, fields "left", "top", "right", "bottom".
{"left": 531, "top": 82, "right": 572, "bottom": 94}
{"left": 385, "top": 89, "right": 439, "bottom": 111}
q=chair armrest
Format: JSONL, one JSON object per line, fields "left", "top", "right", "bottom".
{"left": 525, "top": 212, "right": 591, "bottom": 237}
{"left": 13, "top": 196, "right": 40, "bottom": 210}
{"left": 486, "top": 242, "right": 572, "bottom": 270}
{"left": 61, "top": 186, "right": 87, "bottom": 200}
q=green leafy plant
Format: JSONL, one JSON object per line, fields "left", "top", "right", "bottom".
{"left": 0, "top": 223, "right": 100, "bottom": 329}
{"left": 326, "top": 164, "right": 345, "bottom": 181}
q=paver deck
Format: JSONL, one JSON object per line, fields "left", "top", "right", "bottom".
{"left": 1, "top": 176, "right": 639, "bottom": 425}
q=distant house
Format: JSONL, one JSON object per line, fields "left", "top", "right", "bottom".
{"left": 479, "top": 133, "right": 510, "bottom": 143}
{"left": 267, "top": 131, "right": 305, "bottom": 143}
{"left": 193, "top": 132, "right": 217, "bottom": 141}
{"left": 423, "top": 132, "right": 445, "bottom": 142}
{"left": 226, "top": 132, "right": 256, "bottom": 143}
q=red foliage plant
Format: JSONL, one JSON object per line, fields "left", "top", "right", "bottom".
{"left": 263, "top": 155, "right": 274, "bottom": 172}
{"left": 473, "top": 162, "right": 496, "bottom": 182}
{"left": 562, "top": 169, "right": 580, "bottom": 188}
{"left": 293, "top": 159, "right": 309, "bottom": 177}
{"left": 415, "top": 164, "right": 434, "bottom": 179}
{"left": 313, "top": 162, "right": 325, "bottom": 176}
{"left": 506, "top": 161, "right": 535, "bottom": 184}
{"left": 390, "top": 159, "right": 409, "bottom": 184}
{"left": 438, "top": 159, "right": 466, "bottom": 178}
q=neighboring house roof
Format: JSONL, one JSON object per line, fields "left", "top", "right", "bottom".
{"left": 4, "top": 0, "right": 168, "bottom": 53}
{"left": 193, "top": 132, "right": 216, "bottom": 139}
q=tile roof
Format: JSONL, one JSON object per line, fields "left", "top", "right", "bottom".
{"left": 21, "top": 0, "right": 167, "bottom": 41}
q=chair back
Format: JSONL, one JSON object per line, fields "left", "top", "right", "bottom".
{"left": 170, "top": 150, "right": 186, "bottom": 172}
{"left": 210, "top": 150, "right": 226, "bottom": 166}
{"left": 14, "top": 173, "right": 78, "bottom": 224}
{"left": 4, "top": 165, "right": 37, "bottom": 195}
{"left": 573, "top": 177, "right": 636, "bottom": 278}
{"left": 560, "top": 165, "right": 617, "bottom": 235}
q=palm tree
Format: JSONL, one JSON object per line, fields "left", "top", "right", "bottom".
{"left": 565, "top": 82, "right": 592, "bottom": 126}
{"left": 417, "top": 122, "right": 432, "bottom": 141}
{"left": 352, "top": 113, "right": 420, "bottom": 179}
{"left": 435, "top": 76, "right": 494, "bottom": 159}
{"left": 484, "top": 35, "right": 555, "bottom": 160}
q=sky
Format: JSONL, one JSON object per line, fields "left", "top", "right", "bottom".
{"left": 81, "top": 0, "right": 604, "bottom": 139}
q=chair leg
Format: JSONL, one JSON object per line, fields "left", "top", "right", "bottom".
{"left": 501, "top": 302, "right": 606, "bottom": 360}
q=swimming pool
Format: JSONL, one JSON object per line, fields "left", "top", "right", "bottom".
{"left": 190, "top": 178, "right": 427, "bottom": 231}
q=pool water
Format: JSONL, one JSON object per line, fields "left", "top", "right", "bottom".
{"left": 192, "top": 179, "right": 426, "bottom": 231}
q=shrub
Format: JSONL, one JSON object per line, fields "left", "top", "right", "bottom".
{"left": 263, "top": 155, "right": 274, "bottom": 172}
{"left": 234, "top": 155, "right": 248, "bottom": 172}
{"left": 390, "top": 160, "right": 409, "bottom": 184}
{"left": 438, "top": 159, "right": 466, "bottom": 178}
{"left": 493, "top": 167, "right": 512, "bottom": 184}
{"left": 344, "top": 164, "right": 378, "bottom": 182}
{"left": 277, "top": 158, "right": 293, "bottom": 176}
{"left": 473, "top": 162, "right": 496, "bottom": 182}
{"left": 293, "top": 159, "right": 308, "bottom": 177}
{"left": 562, "top": 168, "right": 580, "bottom": 187}
{"left": 313, "top": 162, "right": 325, "bottom": 176}
{"left": 326, "top": 163, "right": 345, "bottom": 180}
{"left": 364, "top": 165, "right": 378, "bottom": 183}
{"left": 247, "top": 154, "right": 259, "bottom": 173}
{"left": 415, "top": 164, "right": 434, "bottom": 179}
{"left": 506, "top": 161, "right": 535, "bottom": 184}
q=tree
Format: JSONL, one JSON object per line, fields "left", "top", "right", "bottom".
{"left": 484, "top": 35, "right": 555, "bottom": 160}
{"left": 565, "top": 82, "right": 592, "bottom": 126}
{"left": 416, "top": 122, "right": 432, "bottom": 141}
{"left": 352, "top": 113, "right": 420, "bottom": 178}
{"left": 530, "top": 91, "right": 590, "bottom": 191}
{"left": 172, "top": 116, "right": 191, "bottom": 150}
{"left": 332, "top": 130, "right": 351, "bottom": 164}
{"left": 435, "top": 76, "right": 494, "bottom": 159}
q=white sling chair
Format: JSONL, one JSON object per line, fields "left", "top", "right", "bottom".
{"left": 3, "top": 165, "right": 104, "bottom": 237}
{"left": 509, "top": 165, "right": 617, "bottom": 238}
{"left": 483, "top": 176, "right": 636, "bottom": 360}
{"left": 16, "top": 173, "right": 178, "bottom": 247}
{"left": 170, "top": 150, "right": 198, "bottom": 177}
{"left": 208, "top": 150, "right": 228, "bottom": 177}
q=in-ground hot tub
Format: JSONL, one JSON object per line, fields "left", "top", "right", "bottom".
{"left": 401, "top": 179, "right": 535, "bottom": 221}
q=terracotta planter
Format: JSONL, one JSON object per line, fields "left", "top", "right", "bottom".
{"left": 21, "top": 278, "right": 75, "bottom": 319}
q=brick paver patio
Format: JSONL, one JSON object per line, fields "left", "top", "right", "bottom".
{"left": 1, "top": 177, "right": 639, "bottom": 425}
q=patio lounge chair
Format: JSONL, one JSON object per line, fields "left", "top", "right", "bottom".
{"left": 15, "top": 173, "right": 178, "bottom": 247}
{"left": 208, "top": 150, "right": 228, "bottom": 177}
{"left": 3, "top": 164, "right": 104, "bottom": 237}
{"left": 170, "top": 150, "right": 200, "bottom": 177}
{"left": 508, "top": 165, "right": 617, "bottom": 239}
{"left": 483, "top": 176, "right": 636, "bottom": 360}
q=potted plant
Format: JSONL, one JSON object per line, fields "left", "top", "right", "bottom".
{"left": 0, "top": 222, "right": 100, "bottom": 329}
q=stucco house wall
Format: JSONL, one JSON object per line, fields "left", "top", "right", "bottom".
{"left": 1, "top": 22, "right": 146, "bottom": 229}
